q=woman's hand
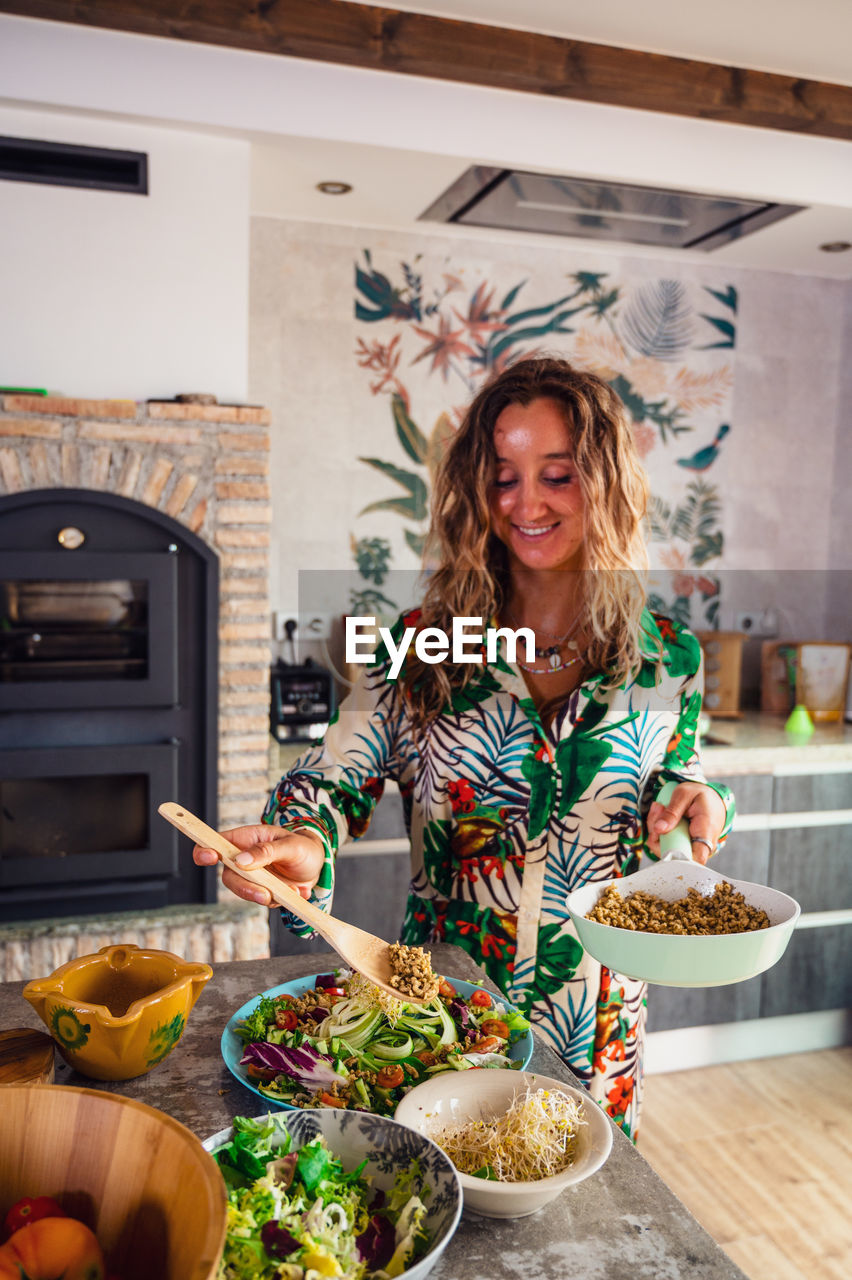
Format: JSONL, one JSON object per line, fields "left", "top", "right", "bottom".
{"left": 646, "top": 782, "right": 727, "bottom": 865}
{"left": 192, "top": 824, "right": 325, "bottom": 906}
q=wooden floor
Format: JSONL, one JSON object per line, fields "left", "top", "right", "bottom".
{"left": 638, "top": 1048, "right": 852, "bottom": 1280}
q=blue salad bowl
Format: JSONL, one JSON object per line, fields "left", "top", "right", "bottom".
{"left": 221, "top": 972, "right": 534, "bottom": 1112}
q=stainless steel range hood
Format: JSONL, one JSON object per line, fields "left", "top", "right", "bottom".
{"left": 419, "top": 166, "right": 804, "bottom": 250}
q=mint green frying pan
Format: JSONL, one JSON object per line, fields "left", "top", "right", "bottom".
{"left": 564, "top": 782, "right": 800, "bottom": 987}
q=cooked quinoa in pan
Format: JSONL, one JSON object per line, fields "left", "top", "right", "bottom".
{"left": 587, "top": 880, "right": 770, "bottom": 935}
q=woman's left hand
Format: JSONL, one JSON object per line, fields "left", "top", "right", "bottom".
{"left": 646, "top": 781, "right": 727, "bottom": 865}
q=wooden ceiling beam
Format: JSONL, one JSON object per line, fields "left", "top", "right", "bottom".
{"left": 3, "top": 0, "right": 852, "bottom": 141}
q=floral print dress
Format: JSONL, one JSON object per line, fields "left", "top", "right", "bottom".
{"left": 264, "top": 609, "right": 734, "bottom": 1140}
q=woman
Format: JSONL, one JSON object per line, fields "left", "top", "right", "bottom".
{"left": 194, "top": 357, "right": 733, "bottom": 1139}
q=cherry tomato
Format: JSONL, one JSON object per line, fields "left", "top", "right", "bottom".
{"left": 376, "top": 1064, "right": 405, "bottom": 1089}
{"left": 437, "top": 979, "right": 457, "bottom": 999}
{"left": 414, "top": 1050, "right": 437, "bottom": 1067}
{"left": 245, "top": 1063, "right": 277, "bottom": 1083}
{"left": 470, "top": 989, "right": 492, "bottom": 1008}
{"left": 274, "top": 993, "right": 294, "bottom": 1002}
{"left": 275, "top": 1008, "right": 298, "bottom": 1032}
{"left": 3, "top": 1197, "right": 65, "bottom": 1241}
{"left": 323, "top": 987, "right": 346, "bottom": 998}
{"left": 319, "top": 1092, "right": 346, "bottom": 1107}
{"left": 479, "top": 1019, "right": 510, "bottom": 1039}
{"left": 468, "top": 1036, "right": 500, "bottom": 1054}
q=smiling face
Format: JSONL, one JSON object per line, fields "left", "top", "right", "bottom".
{"left": 488, "top": 396, "right": 586, "bottom": 577}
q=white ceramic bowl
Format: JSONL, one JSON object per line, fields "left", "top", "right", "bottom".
{"left": 204, "top": 1109, "right": 462, "bottom": 1280}
{"left": 564, "top": 859, "right": 800, "bottom": 987}
{"left": 394, "top": 1069, "right": 613, "bottom": 1219}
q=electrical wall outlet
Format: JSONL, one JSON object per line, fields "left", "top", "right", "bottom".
{"left": 734, "top": 609, "right": 779, "bottom": 638}
{"left": 272, "top": 611, "right": 334, "bottom": 642}
{"left": 272, "top": 611, "right": 298, "bottom": 642}
{"left": 300, "top": 612, "right": 335, "bottom": 642}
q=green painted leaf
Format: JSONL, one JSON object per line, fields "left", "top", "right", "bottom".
{"left": 404, "top": 528, "right": 426, "bottom": 557}
{"left": 698, "top": 315, "right": 736, "bottom": 348}
{"left": 357, "top": 458, "right": 428, "bottom": 520}
{"left": 621, "top": 280, "right": 695, "bottom": 361}
{"left": 590, "top": 288, "right": 620, "bottom": 316}
{"left": 521, "top": 752, "right": 556, "bottom": 841}
{"left": 147, "top": 1013, "right": 186, "bottom": 1066}
{"left": 519, "top": 923, "right": 584, "bottom": 1003}
{"left": 608, "top": 374, "right": 658, "bottom": 425}
{"left": 504, "top": 293, "right": 581, "bottom": 325}
{"left": 693, "top": 531, "right": 723, "bottom": 564}
{"left": 703, "top": 285, "right": 738, "bottom": 313}
{"left": 668, "top": 596, "right": 692, "bottom": 628}
{"left": 356, "top": 302, "right": 388, "bottom": 323}
{"left": 392, "top": 393, "right": 429, "bottom": 464}
{"left": 352, "top": 535, "right": 392, "bottom": 584}
{"left": 355, "top": 264, "right": 393, "bottom": 305}
{"left": 422, "top": 819, "right": 455, "bottom": 895}
{"left": 447, "top": 669, "right": 503, "bottom": 714}
{"left": 358, "top": 456, "right": 422, "bottom": 491}
{"left": 662, "top": 625, "right": 701, "bottom": 677}
{"left": 488, "top": 310, "right": 581, "bottom": 362}
{"left": 360, "top": 496, "right": 427, "bottom": 520}
{"left": 554, "top": 736, "right": 612, "bottom": 818}
{"left": 679, "top": 687, "right": 702, "bottom": 745}
{"left": 499, "top": 280, "right": 527, "bottom": 310}
{"left": 633, "top": 660, "right": 659, "bottom": 689}
{"left": 572, "top": 271, "right": 607, "bottom": 292}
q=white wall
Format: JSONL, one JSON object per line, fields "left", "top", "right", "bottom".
{"left": 0, "top": 106, "right": 250, "bottom": 401}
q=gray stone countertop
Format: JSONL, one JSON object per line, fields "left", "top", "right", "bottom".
{"left": 701, "top": 710, "right": 852, "bottom": 775}
{"left": 0, "top": 944, "right": 745, "bottom": 1280}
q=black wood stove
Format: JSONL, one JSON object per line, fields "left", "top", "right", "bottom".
{"left": 0, "top": 489, "right": 218, "bottom": 923}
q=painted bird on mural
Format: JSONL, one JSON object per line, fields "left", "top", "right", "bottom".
{"left": 676, "top": 423, "right": 730, "bottom": 471}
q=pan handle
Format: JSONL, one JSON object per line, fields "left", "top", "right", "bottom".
{"left": 655, "top": 780, "right": 694, "bottom": 862}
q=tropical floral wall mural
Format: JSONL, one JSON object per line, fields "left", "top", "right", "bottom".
{"left": 351, "top": 249, "right": 737, "bottom": 628}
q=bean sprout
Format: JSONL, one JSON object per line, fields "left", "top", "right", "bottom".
{"left": 347, "top": 970, "right": 407, "bottom": 1023}
{"left": 428, "top": 1086, "right": 585, "bottom": 1182}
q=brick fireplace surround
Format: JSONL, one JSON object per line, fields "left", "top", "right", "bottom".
{"left": 0, "top": 394, "right": 274, "bottom": 980}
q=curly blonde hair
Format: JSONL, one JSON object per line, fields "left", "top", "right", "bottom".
{"left": 404, "top": 357, "right": 651, "bottom": 728}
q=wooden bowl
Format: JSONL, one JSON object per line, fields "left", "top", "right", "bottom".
{"left": 0, "top": 1085, "right": 226, "bottom": 1280}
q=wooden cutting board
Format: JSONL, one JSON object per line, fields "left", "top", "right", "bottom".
{"left": 0, "top": 1027, "right": 56, "bottom": 1086}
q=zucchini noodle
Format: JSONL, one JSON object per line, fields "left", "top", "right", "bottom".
{"left": 371, "top": 1031, "right": 414, "bottom": 1060}
{"left": 428, "top": 1087, "right": 585, "bottom": 1182}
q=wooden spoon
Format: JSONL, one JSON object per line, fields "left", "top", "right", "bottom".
{"left": 158, "top": 802, "right": 427, "bottom": 1003}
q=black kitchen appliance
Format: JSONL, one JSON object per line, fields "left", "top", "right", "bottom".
{"left": 0, "top": 488, "right": 218, "bottom": 923}
{"left": 270, "top": 657, "right": 335, "bottom": 743}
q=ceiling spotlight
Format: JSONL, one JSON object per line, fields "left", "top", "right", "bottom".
{"left": 317, "top": 181, "right": 352, "bottom": 195}
{"left": 818, "top": 241, "right": 851, "bottom": 253}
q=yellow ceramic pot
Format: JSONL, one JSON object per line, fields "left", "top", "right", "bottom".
{"left": 22, "top": 943, "right": 212, "bottom": 1081}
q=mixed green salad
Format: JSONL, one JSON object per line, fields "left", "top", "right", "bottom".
{"left": 235, "top": 970, "right": 530, "bottom": 1117}
{"left": 213, "top": 1114, "right": 431, "bottom": 1279}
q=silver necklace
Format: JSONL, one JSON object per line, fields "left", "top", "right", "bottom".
{"left": 505, "top": 608, "right": 582, "bottom": 668}
{"left": 517, "top": 652, "right": 583, "bottom": 675}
